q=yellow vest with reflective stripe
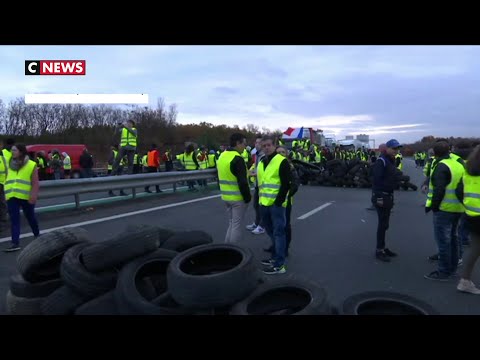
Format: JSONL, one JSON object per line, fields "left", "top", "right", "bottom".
{"left": 315, "top": 151, "right": 321, "bottom": 163}
{"left": 120, "top": 128, "right": 137, "bottom": 147}
{"left": 142, "top": 155, "right": 147, "bottom": 166}
{"left": 5, "top": 160, "right": 36, "bottom": 201}
{"left": 177, "top": 152, "right": 197, "bottom": 170}
{"left": 217, "top": 150, "right": 246, "bottom": 202}
{"left": 463, "top": 172, "right": 480, "bottom": 217}
{"left": 197, "top": 153, "right": 208, "bottom": 169}
{"left": 208, "top": 154, "right": 216, "bottom": 168}
{"left": 108, "top": 150, "right": 118, "bottom": 170}
{"left": 258, "top": 154, "right": 287, "bottom": 207}
{"left": 426, "top": 158, "right": 464, "bottom": 213}
{"left": 63, "top": 155, "right": 72, "bottom": 170}
{"left": 0, "top": 155, "right": 7, "bottom": 184}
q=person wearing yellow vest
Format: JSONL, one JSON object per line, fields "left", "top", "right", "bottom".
{"left": 207, "top": 150, "right": 217, "bottom": 169}
{"left": 36, "top": 151, "right": 47, "bottom": 181}
{"left": 112, "top": 120, "right": 137, "bottom": 175}
{"left": 3, "top": 144, "right": 40, "bottom": 252}
{"left": 274, "top": 146, "right": 300, "bottom": 257}
{"left": 257, "top": 135, "right": 292, "bottom": 275}
{"left": 176, "top": 144, "right": 199, "bottom": 191}
{"left": 0, "top": 138, "right": 15, "bottom": 232}
{"left": 456, "top": 145, "right": 480, "bottom": 294}
{"left": 62, "top": 152, "right": 71, "bottom": 179}
{"left": 197, "top": 147, "right": 209, "bottom": 188}
{"left": 424, "top": 141, "right": 465, "bottom": 281}
{"left": 217, "top": 133, "right": 251, "bottom": 244}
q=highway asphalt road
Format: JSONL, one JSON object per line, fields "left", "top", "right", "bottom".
{"left": 1, "top": 158, "right": 479, "bottom": 315}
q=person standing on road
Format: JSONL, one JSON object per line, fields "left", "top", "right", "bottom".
{"left": 371, "top": 140, "right": 401, "bottom": 262}
{"left": 246, "top": 135, "right": 266, "bottom": 236}
{"left": 112, "top": 120, "right": 137, "bottom": 175}
{"left": 217, "top": 133, "right": 251, "bottom": 244}
{"left": 0, "top": 139, "right": 15, "bottom": 233}
{"left": 3, "top": 144, "right": 40, "bottom": 252}
{"left": 145, "top": 144, "right": 162, "bottom": 194}
{"left": 176, "top": 144, "right": 199, "bottom": 192}
{"left": 79, "top": 148, "right": 94, "bottom": 179}
{"left": 367, "top": 144, "right": 386, "bottom": 211}
{"left": 62, "top": 152, "right": 71, "bottom": 179}
{"left": 258, "top": 135, "right": 292, "bottom": 275}
{"left": 424, "top": 140, "right": 465, "bottom": 281}
{"left": 456, "top": 145, "right": 480, "bottom": 294}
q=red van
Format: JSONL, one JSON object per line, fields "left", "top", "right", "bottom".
{"left": 26, "top": 144, "right": 87, "bottom": 179}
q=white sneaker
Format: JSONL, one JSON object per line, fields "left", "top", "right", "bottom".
{"left": 246, "top": 223, "right": 257, "bottom": 231}
{"left": 252, "top": 226, "right": 265, "bottom": 235}
{"left": 457, "top": 279, "right": 480, "bottom": 295}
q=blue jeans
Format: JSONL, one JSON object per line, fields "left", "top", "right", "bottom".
{"left": 260, "top": 205, "right": 286, "bottom": 268}
{"left": 7, "top": 198, "right": 40, "bottom": 246}
{"left": 433, "top": 211, "right": 461, "bottom": 276}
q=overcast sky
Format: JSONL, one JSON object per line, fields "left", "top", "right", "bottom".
{"left": 1, "top": 45, "right": 479, "bottom": 145}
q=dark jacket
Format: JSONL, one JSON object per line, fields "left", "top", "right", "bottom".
{"left": 79, "top": 152, "right": 93, "bottom": 169}
{"left": 428, "top": 155, "right": 462, "bottom": 212}
{"left": 287, "top": 162, "right": 300, "bottom": 206}
{"left": 372, "top": 154, "right": 397, "bottom": 194}
{"left": 261, "top": 153, "right": 292, "bottom": 207}
{"left": 229, "top": 150, "right": 251, "bottom": 203}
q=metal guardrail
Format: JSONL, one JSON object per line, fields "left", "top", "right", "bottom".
{"left": 39, "top": 169, "right": 219, "bottom": 209}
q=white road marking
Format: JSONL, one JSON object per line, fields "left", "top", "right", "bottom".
{"left": 297, "top": 202, "right": 333, "bottom": 220}
{"left": 0, "top": 194, "right": 222, "bottom": 244}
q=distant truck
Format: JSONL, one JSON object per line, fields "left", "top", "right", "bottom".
{"left": 281, "top": 127, "right": 325, "bottom": 149}
{"left": 336, "top": 139, "right": 370, "bottom": 151}
{"left": 26, "top": 144, "right": 87, "bottom": 179}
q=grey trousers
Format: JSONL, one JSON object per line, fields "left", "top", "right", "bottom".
{"left": 225, "top": 201, "right": 248, "bottom": 244}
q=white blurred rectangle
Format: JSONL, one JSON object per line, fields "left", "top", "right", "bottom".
{"left": 25, "top": 94, "right": 149, "bottom": 104}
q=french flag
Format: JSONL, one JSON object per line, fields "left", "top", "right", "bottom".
{"left": 283, "top": 127, "right": 304, "bottom": 139}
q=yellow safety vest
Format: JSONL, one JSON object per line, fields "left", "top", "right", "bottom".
{"left": 63, "top": 156, "right": 72, "bottom": 170}
{"left": 142, "top": 155, "right": 147, "bottom": 167}
{"left": 423, "top": 156, "right": 435, "bottom": 176}
{"left": 0, "top": 155, "right": 7, "bottom": 184}
{"left": 134, "top": 154, "right": 138, "bottom": 165}
{"left": 38, "top": 158, "right": 45, "bottom": 169}
{"left": 315, "top": 151, "right": 321, "bottom": 163}
{"left": 208, "top": 154, "right": 216, "bottom": 168}
{"left": 241, "top": 149, "right": 249, "bottom": 164}
{"left": 426, "top": 158, "right": 464, "bottom": 213}
{"left": 108, "top": 150, "right": 118, "bottom": 170}
{"left": 258, "top": 154, "right": 288, "bottom": 207}
{"left": 463, "top": 172, "right": 480, "bottom": 217}
{"left": 177, "top": 152, "right": 197, "bottom": 170}
{"left": 217, "top": 150, "right": 246, "bottom": 202}
{"left": 120, "top": 127, "right": 137, "bottom": 147}
{"left": 197, "top": 153, "right": 208, "bottom": 169}
{"left": 396, "top": 154, "right": 403, "bottom": 170}
{"left": 4, "top": 159, "right": 37, "bottom": 201}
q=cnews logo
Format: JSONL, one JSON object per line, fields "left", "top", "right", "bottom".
{"left": 25, "top": 60, "right": 86, "bottom": 75}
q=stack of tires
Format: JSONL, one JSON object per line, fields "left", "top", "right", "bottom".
{"left": 5, "top": 226, "right": 338, "bottom": 315}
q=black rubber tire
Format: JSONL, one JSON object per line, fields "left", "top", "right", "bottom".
{"left": 326, "top": 159, "right": 341, "bottom": 167}
{"left": 114, "top": 249, "right": 192, "bottom": 315}
{"left": 41, "top": 286, "right": 91, "bottom": 315}
{"left": 74, "top": 291, "right": 119, "bottom": 315}
{"left": 17, "top": 228, "right": 91, "bottom": 283}
{"left": 61, "top": 243, "right": 118, "bottom": 298}
{"left": 9, "top": 274, "right": 62, "bottom": 298}
{"left": 348, "top": 164, "right": 361, "bottom": 175}
{"left": 5, "top": 290, "right": 44, "bottom": 315}
{"left": 81, "top": 225, "right": 166, "bottom": 272}
{"left": 161, "top": 231, "right": 213, "bottom": 252}
{"left": 167, "top": 244, "right": 260, "bottom": 308}
{"left": 407, "top": 182, "right": 418, "bottom": 191}
{"left": 230, "top": 277, "right": 333, "bottom": 315}
{"left": 400, "top": 183, "right": 409, "bottom": 191}
{"left": 341, "top": 291, "right": 439, "bottom": 315}
{"left": 292, "top": 160, "right": 321, "bottom": 171}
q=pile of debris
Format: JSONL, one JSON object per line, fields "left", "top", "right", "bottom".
{"left": 293, "top": 159, "right": 418, "bottom": 191}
